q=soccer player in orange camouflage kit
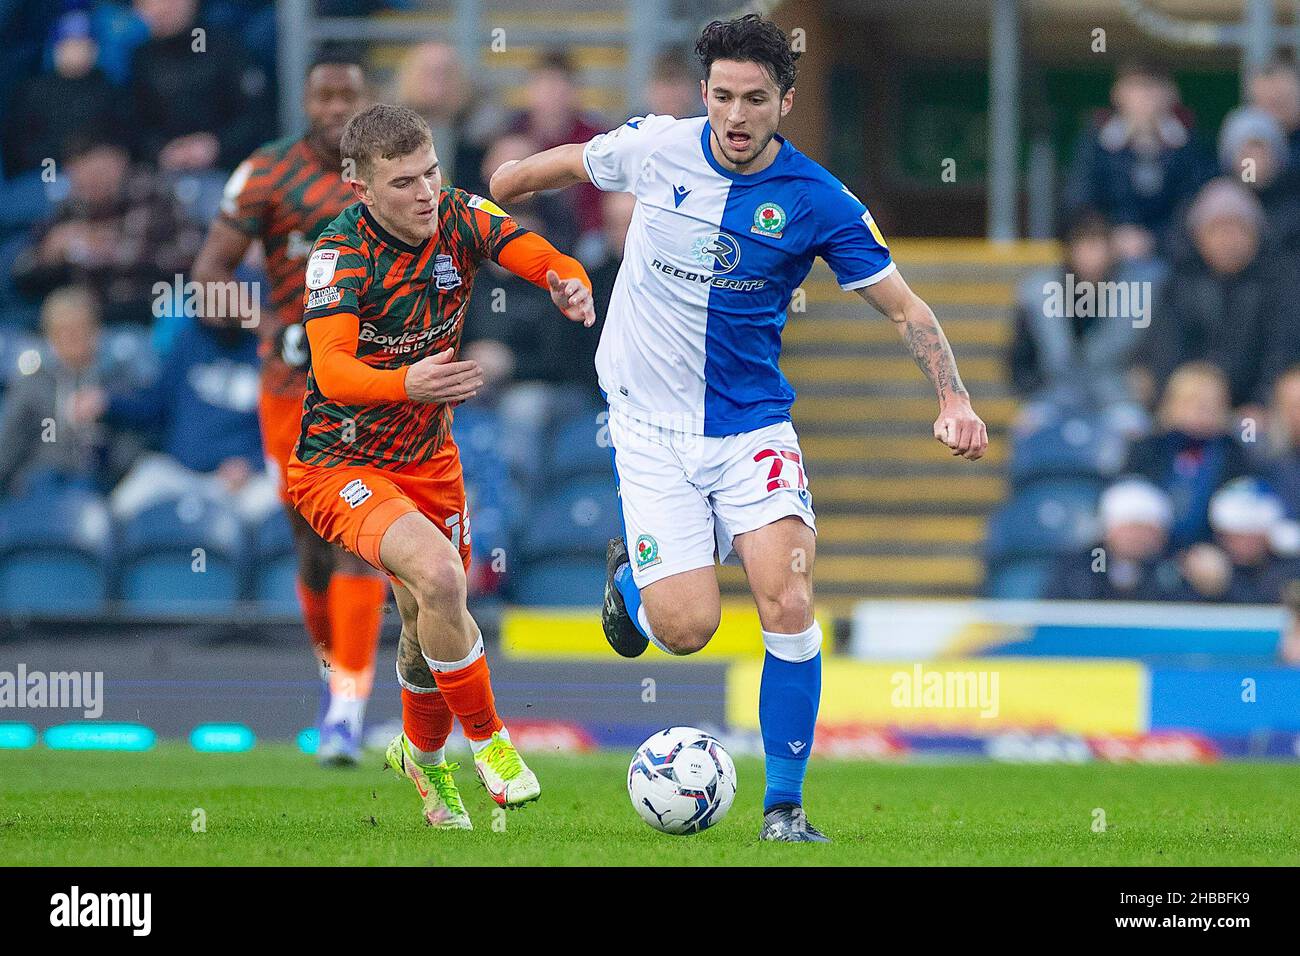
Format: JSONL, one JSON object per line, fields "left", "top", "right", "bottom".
{"left": 286, "top": 104, "right": 595, "bottom": 826}
{"left": 193, "top": 57, "right": 382, "bottom": 766}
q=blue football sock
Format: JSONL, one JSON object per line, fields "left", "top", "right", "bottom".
{"left": 614, "top": 561, "right": 649, "bottom": 639}
{"left": 759, "top": 650, "right": 821, "bottom": 811}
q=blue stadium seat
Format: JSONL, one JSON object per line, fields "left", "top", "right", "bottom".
{"left": 984, "top": 558, "right": 1056, "bottom": 600}
{"left": 0, "top": 172, "right": 58, "bottom": 236}
{"left": 117, "top": 496, "right": 244, "bottom": 612}
{"left": 101, "top": 324, "right": 159, "bottom": 387}
{"left": 451, "top": 404, "right": 505, "bottom": 473}
{"left": 509, "top": 557, "right": 606, "bottom": 606}
{"left": 249, "top": 508, "right": 297, "bottom": 608}
{"left": 0, "top": 234, "right": 42, "bottom": 330}
{"left": 166, "top": 170, "right": 229, "bottom": 225}
{"left": 518, "top": 479, "right": 621, "bottom": 563}
{"left": 984, "top": 479, "right": 1101, "bottom": 565}
{"left": 1009, "top": 415, "right": 1128, "bottom": 488}
{"left": 546, "top": 412, "right": 612, "bottom": 482}
{"left": 0, "top": 489, "right": 111, "bottom": 613}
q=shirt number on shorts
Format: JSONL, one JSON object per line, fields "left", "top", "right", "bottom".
{"left": 445, "top": 511, "right": 471, "bottom": 551}
{"left": 754, "top": 448, "right": 806, "bottom": 492}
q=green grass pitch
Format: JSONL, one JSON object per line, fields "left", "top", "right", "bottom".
{"left": 3, "top": 744, "right": 1298, "bottom": 866}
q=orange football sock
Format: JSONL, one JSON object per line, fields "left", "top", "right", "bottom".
{"left": 326, "top": 573, "right": 387, "bottom": 699}
{"left": 295, "top": 579, "right": 332, "bottom": 666}
{"left": 402, "top": 687, "right": 455, "bottom": 754}
{"left": 431, "top": 655, "right": 504, "bottom": 741}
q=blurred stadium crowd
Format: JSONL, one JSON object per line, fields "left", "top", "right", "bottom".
{"left": 996, "top": 58, "right": 1300, "bottom": 605}
{"left": 0, "top": 0, "right": 708, "bottom": 613}
{"left": 1, "top": 2, "right": 1299, "bottom": 614}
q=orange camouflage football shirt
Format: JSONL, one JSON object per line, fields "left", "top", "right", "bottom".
{"left": 220, "top": 136, "right": 356, "bottom": 394}
{"left": 296, "top": 189, "right": 525, "bottom": 469}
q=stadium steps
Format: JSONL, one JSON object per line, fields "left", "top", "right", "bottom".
{"left": 718, "top": 239, "right": 1057, "bottom": 612}
{"left": 365, "top": 3, "right": 633, "bottom": 116}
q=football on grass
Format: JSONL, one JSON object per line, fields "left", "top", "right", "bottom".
{"left": 628, "top": 727, "right": 737, "bottom": 834}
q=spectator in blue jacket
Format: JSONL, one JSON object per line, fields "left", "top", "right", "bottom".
{"left": 4, "top": 10, "right": 128, "bottom": 176}
{"left": 1063, "top": 59, "right": 1216, "bottom": 260}
{"left": 1124, "top": 362, "right": 1252, "bottom": 548}
{"left": 71, "top": 313, "right": 275, "bottom": 521}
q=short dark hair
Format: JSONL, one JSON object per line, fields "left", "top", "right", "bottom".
{"left": 62, "top": 133, "right": 126, "bottom": 163}
{"left": 1062, "top": 208, "right": 1110, "bottom": 244}
{"left": 534, "top": 49, "right": 576, "bottom": 78}
{"left": 341, "top": 104, "right": 432, "bottom": 180}
{"left": 308, "top": 47, "right": 365, "bottom": 76}
{"left": 652, "top": 49, "right": 696, "bottom": 83}
{"left": 1114, "top": 57, "right": 1171, "bottom": 85}
{"left": 695, "top": 14, "right": 799, "bottom": 95}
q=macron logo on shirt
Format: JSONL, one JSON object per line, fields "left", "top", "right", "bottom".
{"left": 672, "top": 184, "right": 692, "bottom": 207}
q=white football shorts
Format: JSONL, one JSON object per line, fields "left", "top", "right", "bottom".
{"left": 607, "top": 403, "right": 817, "bottom": 588}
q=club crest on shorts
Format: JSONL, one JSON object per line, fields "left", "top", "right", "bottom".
{"left": 634, "top": 534, "right": 661, "bottom": 570}
{"left": 338, "top": 478, "right": 372, "bottom": 509}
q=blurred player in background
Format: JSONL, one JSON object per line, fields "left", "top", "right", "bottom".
{"left": 492, "top": 14, "right": 988, "bottom": 842}
{"left": 192, "top": 57, "right": 378, "bottom": 765}
{"left": 287, "top": 104, "right": 594, "bottom": 827}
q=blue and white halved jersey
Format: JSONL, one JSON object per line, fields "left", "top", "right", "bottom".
{"left": 583, "top": 113, "right": 894, "bottom": 437}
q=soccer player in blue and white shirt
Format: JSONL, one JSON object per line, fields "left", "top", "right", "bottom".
{"left": 491, "top": 15, "right": 988, "bottom": 842}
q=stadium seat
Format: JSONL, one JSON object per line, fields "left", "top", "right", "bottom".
{"left": 0, "top": 172, "right": 59, "bottom": 236}
{"left": 1008, "top": 415, "right": 1128, "bottom": 488}
{"left": 509, "top": 556, "right": 606, "bottom": 606}
{"left": 984, "top": 557, "right": 1056, "bottom": 600}
{"left": 983, "top": 479, "right": 1101, "bottom": 565}
{"left": 166, "top": 170, "right": 229, "bottom": 225}
{"left": 117, "top": 496, "right": 245, "bottom": 612}
{"left": 249, "top": 508, "right": 298, "bottom": 609}
{"left": 0, "top": 234, "right": 42, "bottom": 331}
{"left": 518, "top": 478, "right": 622, "bottom": 563}
{"left": 101, "top": 324, "right": 159, "bottom": 387}
{"left": 546, "top": 411, "right": 613, "bottom": 482}
{"left": 0, "top": 489, "right": 111, "bottom": 613}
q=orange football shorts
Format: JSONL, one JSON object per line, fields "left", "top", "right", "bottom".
{"left": 285, "top": 439, "right": 470, "bottom": 578}
{"left": 258, "top": 383, "right": 307, "bottom": 504}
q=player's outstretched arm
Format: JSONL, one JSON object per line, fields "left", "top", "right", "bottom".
{"left": 489, "top": 143, "right": 589, "bottom": 205}
{"left": 858, "top": 270, "right": 989, "bottom": 461}
{"left": 305, "top": 312, "right": 483, "bottom": 406}
{"left": 492, "top": 230, "right": 594, "bottom": 326}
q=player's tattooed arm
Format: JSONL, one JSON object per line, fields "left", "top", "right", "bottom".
{"left": 858, "top": 270, "right": 988, "bottom": 461}
{"left": 898, "top": 308, "right": 968, "bottom": 403}
{"left": 858, "top": 271, "right": 966, "bottom": 401}
{"left": 397, "top": 626, "right": 438, "bottom": 691}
